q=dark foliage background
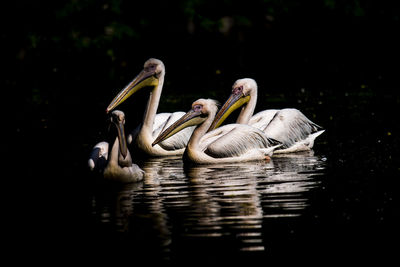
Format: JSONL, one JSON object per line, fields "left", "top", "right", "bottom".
{"left": 7, "top": 0, "right": 400, "bottom": 135}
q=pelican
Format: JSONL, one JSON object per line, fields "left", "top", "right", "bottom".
{"left": 88, "top": 110, "right": 144, "bottom": 182}
{"left": 208, "top": 78, "right": 325, "bottom": 153}
{"left": 106, "top": 58, "right": 195, "bottom": 156}
{"left": 152, "top": 99, "right": 281, "bottom": 164}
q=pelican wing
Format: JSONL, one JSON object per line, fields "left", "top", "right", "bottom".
{"left": 263, "top": 108, "right": 323, "bottom": 148}
{"left": 205, "top": 124, "right": 280, "bottom": 158}
{"left": 88, "top": 141, "right": 109, "bottom": 171}
{"left": 248, "top": 109, "right": 279, "bottom": 130}
{"left": 152, "top": 113, "right": 177, "bottom": 137}
{"left": 153, "top": 112, "right": 195, "bottom": 151}
{"left": 127, "top": 113, "right": 175, "bottom": 144}
{"left": 199, "top": 124, "right": 237, "bottom": 152}
{"left": 127, "top": 112, "right": 194, "bottom": 151}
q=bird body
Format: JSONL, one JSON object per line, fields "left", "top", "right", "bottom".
{"left": 88, "top": 110, "right": 144, "bottom": 182}
{"left": 261, "top": 108, "right": 324, "bottom": 153}
{"left": 209, "top": 78, "right": 324, "bottom": 153}
{"left": 106, "top": 58, "right": 194, "bottom": 156}
{"left": 129, "top": 112, "right": 195, "bottom": 156}
{"left": 247, "top": 109, "right": 279, "bottom": 130}
{"left": 153, "top": 99, "right": 281, "bottom": 164}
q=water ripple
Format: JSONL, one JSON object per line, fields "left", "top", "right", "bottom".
{"left": 90, "top": 151, "right": 326, "bottom": 259}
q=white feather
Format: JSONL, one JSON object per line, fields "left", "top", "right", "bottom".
{"left": 153, "top": 112, "right": 195, "bottom": 151}
{"left": 221, "top": 79, "right": 324, "bottom": 154}
{"left": 248, "top": 109, "right": 278, "bottom": 130}
{"left": 263, "top": 108, "right": 323, "bottom": 151}
{"left": 89, "top": 111, "right": 144, "bottom": 182}
{"left": 117, "top": 59, "right": 195, "bottom": 156}
{"left": 160, "top": 99, "right": 284, "bottom": 164}
{"left": 128, "top": 112, "right": 195, "bottom": 151}
{"left": 88, "top": 141, "right": 109, "bottom": 171}
{"left": 205, "top": 124, "right": 279, "bottom": 158}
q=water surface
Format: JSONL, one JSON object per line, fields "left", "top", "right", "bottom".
{"left": 88, "top": 152, "right": 326, "bottom": 263}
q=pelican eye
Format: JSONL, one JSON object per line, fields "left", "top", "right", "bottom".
{"left": 144, "top": 64, "right": 157, "bottom": 73}
{"left": 110, "top": 111, "right": 124, "bottom": 123}
{"left": 232, "top": 85, "right": 244, "bottom": 95}
{"left": 193, "top": 104, "right": 203, "bottom": 112}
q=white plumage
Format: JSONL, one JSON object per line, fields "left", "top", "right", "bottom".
{"left": 128, "top": 112, "right": 195, "bottom": 152}
{"left": 205, "top": 124, "right": 280, "bottom": 158}
{"left": 153, "top": 99, "right": 281, "bottom": 164}
{"left": 262, "top": 108, "right": 324, "bottom": 152}
{"left": 210, "top": 78, "right": 324, "bottom": 153}
{"left": 88, "top": 141, "right": 108, "bottom": 171}
{"left": 88, "top": 110, "right": 144, "bottom": 182}
{"left": 106, "top": 58, "right": 195, "bottom": 156}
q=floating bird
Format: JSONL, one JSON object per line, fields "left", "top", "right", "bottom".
{"left": 208, "top": 78, "right": 325, "bottom": 153}
{"left": 152, "top": 99, "right": 281, "bottom": 164}
{"left": 106, "top": 58, "right": 194, "bottom": 157}
{"left": 88, "top": 110, "right": 144, "bottom": 182}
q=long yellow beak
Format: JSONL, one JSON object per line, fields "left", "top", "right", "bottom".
{"left": 207, "top": 93, "right": 250, "bottom": 132}
{"left": 152, "top": 109, "right": 206, "bottom": 146}
{"left": 106, "top": 69, "right": 159, "bottom": 113}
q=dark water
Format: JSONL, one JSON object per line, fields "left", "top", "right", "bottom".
{"left": 76, "top": 126, "right": 397, "bottom": 265}
{"left": 14, "top": 88, "right": 398, "bottom": 265}
{"left": 83, "top": 152, "right": 327, "bottom": 263}
{"left": 87, "top": 153, "right": 325, "bottom": 263}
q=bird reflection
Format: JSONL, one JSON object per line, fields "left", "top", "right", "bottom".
{"left": 91, "top": 178, "right": 171, "bottom": 261}
{"left": 91, "top": 182, "right": 143, "bottom": 233}
{"left": 185, "top": 163, "right": 265, "bottom": 251}
{"left": 90, "top": 152, "right": 326, "bottom": 258}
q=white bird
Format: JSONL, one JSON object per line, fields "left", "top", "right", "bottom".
{"left": 106, "top": 58, "right": 195, "bottom": 157}
{"left": 208, "top": 78, "right": 325, "bottom": 153}
{"left": 152, "top": 99, "right": 281, "bottom": 164}
{"left": 88, "top": 110, "right": 144, "bottom": 182}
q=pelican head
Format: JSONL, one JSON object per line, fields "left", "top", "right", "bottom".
{"left": 109, "top": 110, "right": 128, "bottom": 159}
{"left": 106, "top": 58, "right": 165, "bottom": 113}
{"left": 208, "top": 78, "right": 257, "bottom": 131}
{"left": 152, "top": 99, "right": 218, "bottom": 146}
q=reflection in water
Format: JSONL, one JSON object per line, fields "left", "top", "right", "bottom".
{"left": 90, "top": 151, "right": 326, "bottom": 260}
{"left": 91, "top": 182, "right": 142, "bottom": 233}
